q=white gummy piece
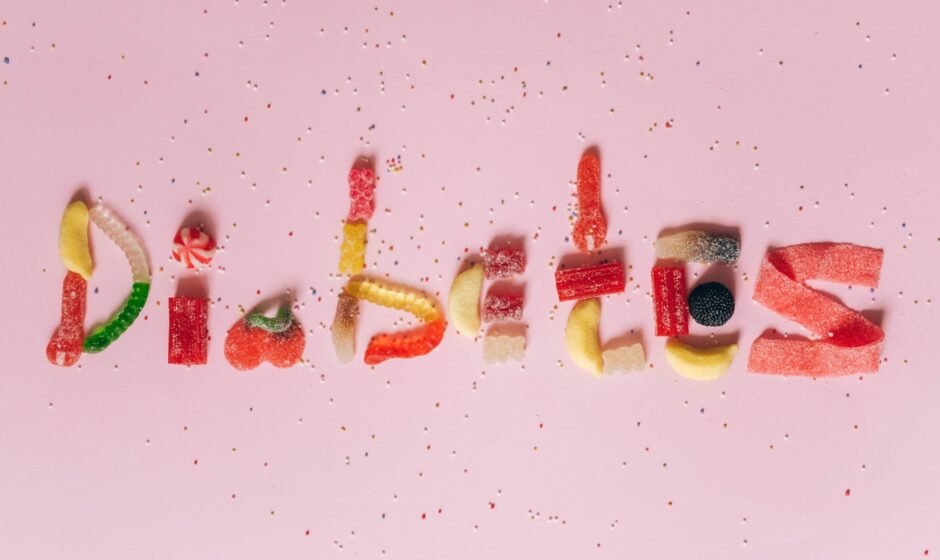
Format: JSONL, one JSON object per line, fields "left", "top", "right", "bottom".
{"left": 89, "top": 205, "right": 151, "bottom": 283}
{"left": 602, "top": 343, "right": 646, "bottom": 374}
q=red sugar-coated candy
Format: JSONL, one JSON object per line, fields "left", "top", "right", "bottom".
{"left": 484, "top": 247, "right": 526, "bottom": 279}
{"left": 168, "top": 297, "right": 208, "bottom": 365}
{"left": 46, "top": 271, "right": 87, "bottom": 367}
{"left": 483, "top": 292, "right": 524, "bottom": 322}
{"left": 555, "top": 261, "right": 625, "bottom": 301}
{"left": 348, "top": 167, "right": 376, "bottom": 221}
{"left": 364, "top": 318, "right": 446, "bottom": 365}
{"left": 652, "top": 266, "right": 689, "bottom": 336}
{"left": 571, "top": 153, "right": 607, "bottom": 253}
{"left": 748, "top": 243, "right": 884, "bottom": 377}
{"left": 224, "top": 315, "right": 305, "bottom": 371}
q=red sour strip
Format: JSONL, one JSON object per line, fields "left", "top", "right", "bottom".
{"left": 555, "top": 261, "right": 625, "bottom": 302}
{"left": 748, "top": 243, "right": 884, "bottom": 377}
{"left": 168, "top": 297, "right": 209, "bottom": 365}
{"left": 46, "top": 271, "right": 88, "bottom": 367}
{"left": 571, "top": 153, "right": 607, "bottom": 253}
{"left": 347, "top": 167, "right": 376, "bottom": 221}
{"left": 652, "top": 266, "right": 689, "bottom": 336}
{"left": 364, "top": 318, "right": 446, "bottom": 365}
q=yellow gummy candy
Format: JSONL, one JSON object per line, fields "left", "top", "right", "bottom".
{"left": 664, "top": 339, "right": 738, "bottom": 381}
{"left": 59, "top": 201, "right": 93, "bottom": 279}
{"left": 447, "top": 263, "right": 483, "bottom": 338}
{"left": 345, "top": 277, "right": 440, "bottom": 322}
{"left": 338, "top": 221, "right": 367, "bottom": 275}
{"left": 564, "top": 298, "right": 603, "bottom": 376}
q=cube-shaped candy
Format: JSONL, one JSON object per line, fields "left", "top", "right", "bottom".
{"left": 484, "top": 246, "right": 526, "bottom": 279}
{"left": 483, "top": 292, "right": 524, "bottom": 322}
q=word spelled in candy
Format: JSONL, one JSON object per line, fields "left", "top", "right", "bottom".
{"left": 555, "top": 261, "right": 625, "bottom": 302}
{"left": 172, "top": 227, "right": 216, "bottom": 270}
{"left": 748, "top": 243, "right": 884, "bottom": 377}
{"left": 571, "top": 152, "right": 607, "bottom": 253}
{"left": 655, "top": 231, "right": 740, "bottom": 264}
{"left": 224, "top": 306, "right": 305, "bottom": 370}
{"left": 168, "top": 297, "right": 209, "bottom": 366}
{"left": 652, "top": 265, "right": 689, "bottom": 337}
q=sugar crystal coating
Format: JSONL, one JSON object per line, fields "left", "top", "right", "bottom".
{"left": 652, "top": 266, "right": 689, "bottom": 336}
{"left": 483, "top": 246, "right": 526, "bottom": 279}
{"left": 347, "top": 167, "right": 376, "bottom": 221}
{"left": 483, "top": 292, "right": 524, "bottom": 322}
{"left": 655, "top": 231, "right": 740, "bottom": 264}
{"left": 687, "top": 282, "right": 735, "bottom": 327}
{"left": 571, "top": 153, "right": 607, "bottom": 253}
{"left": 364, "top": 318, "right": 445, "bottom": 365}
{"left": 224, "top": 310, "right": 305, "bottom": 370}
{"left": 555, "top": 261, "right": 625, "bottom": 301}
{"left": 338, "top": 221, "right": 367, "bottom": 275}
{"left": 168, "top": 296, "right": 209, "bottom": 365}
{"left": 45, "top": 271, "right": 87, "bottom": 367}
{"left": 748, "top": 243, "right": 884, "bottom": 377}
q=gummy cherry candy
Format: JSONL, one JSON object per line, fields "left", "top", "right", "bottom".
{"left": 224, "top": 306, "right": 305, "bottom": 370}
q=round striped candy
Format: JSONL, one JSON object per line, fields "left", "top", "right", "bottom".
{"left": 172, "top": 227, "right": 216, "bottom": 269}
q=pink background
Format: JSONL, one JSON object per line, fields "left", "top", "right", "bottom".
{"left": 1, "top": 1, "right": 938, "bottom": 558}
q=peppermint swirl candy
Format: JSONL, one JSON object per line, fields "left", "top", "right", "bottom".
{"left": 172, "top": 227, "right": 216, "bottom": 269}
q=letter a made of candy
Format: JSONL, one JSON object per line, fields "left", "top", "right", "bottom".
{"left": 46, "top": 201, "right": 151, "bottom": 366}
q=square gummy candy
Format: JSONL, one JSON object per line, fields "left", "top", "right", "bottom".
{"left": 168, "top": 296, "right": 209, "bottom": 365}
{"left": 483, "top": 292, "right": 524, "bottom": 322}
{"left": 484, "top": 247, "right": 526, "bottom": 279}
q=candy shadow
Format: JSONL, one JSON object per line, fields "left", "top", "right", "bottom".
{"left": 486, "top": 322, "right": 528, "bottom": 338}
{"left": 351, "top": 155, "right": 374, "bottom": 172}
{"left": 488, "top": 235, "right": 525, "bottom": 253}
{"left": 861, "top": 309, "right": 884, "bottom": 327}
{"left": 179, "top": 209, "right": 217, "bottom": 240}
{"left": 676, "top": 331, "right": 741, "bottom": 347}
{"left": 691, "top": 266, "right": 737, "bottom": 296}
{"left": 176, "top": 276, "right": 209, "bottom": 299}
{"left": 243, "top": 291, "right": 299, "bottom": 321}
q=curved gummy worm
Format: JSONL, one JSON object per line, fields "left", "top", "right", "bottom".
{"left": 246, "top": 307, "right": 293, "bottom": 333}
{"left": 83, "top": 205, "right": 151, "bottom": 353}
{"left": 747, "top": 243, "right": 884, "bottom": 377}
{"left": 344, "top": 277, "right": 445, "bottom": 365}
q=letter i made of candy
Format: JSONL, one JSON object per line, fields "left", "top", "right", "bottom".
{"left": 338, "top": 163, "right": 375, "bottom": 275}
{"left": 47, "top": 201, "right": 152, "bottom": 365}
{"left": 167, "top": 225, "right": 215, "bottom": 365}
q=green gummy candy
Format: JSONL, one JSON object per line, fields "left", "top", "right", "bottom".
{"left": 246, "top": 306, "right": 293, "bottom": 333}
{"left": 83, "top": 282, "right": 150, "bottom": 353}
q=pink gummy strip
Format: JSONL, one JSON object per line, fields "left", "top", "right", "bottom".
{"left": 748, "top": 243, "right": 885, "bottom": 377}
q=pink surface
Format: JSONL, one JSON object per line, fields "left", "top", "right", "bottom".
{"left": 1, "top": 1, "right": 938, "bottom": 558}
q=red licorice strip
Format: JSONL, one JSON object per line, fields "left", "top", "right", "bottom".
{"left": 46, "top": 271, "right": 87, "bottom": 367}
{"left": 168, "top": 297, "right": 209, "bottom": 365}
{"left": 364, "top": 318, "right": 446, "bottom": 365}
{"left": 748, "top": 243, "right": 884, "bottom": 377}
{"left": 571, "top": 153, "right": 607, "bottom": 253}
{"left": 555, "top": 261, "right": 625, "bottom": 301}
{"left": 652, "top": 265, "right": 689, "bottom": 336}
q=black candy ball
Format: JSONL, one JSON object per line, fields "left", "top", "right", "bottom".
{"left": 688, "top": 282, "right": 735, "bottom": 327}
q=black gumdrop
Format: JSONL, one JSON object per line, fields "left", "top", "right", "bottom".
{"left": 688, "top": 282, "right": 735, "bottom": 327}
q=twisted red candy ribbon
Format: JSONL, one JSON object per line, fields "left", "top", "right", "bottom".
{"left": 748, "top": 243, "right": 884, "bottom": 377}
